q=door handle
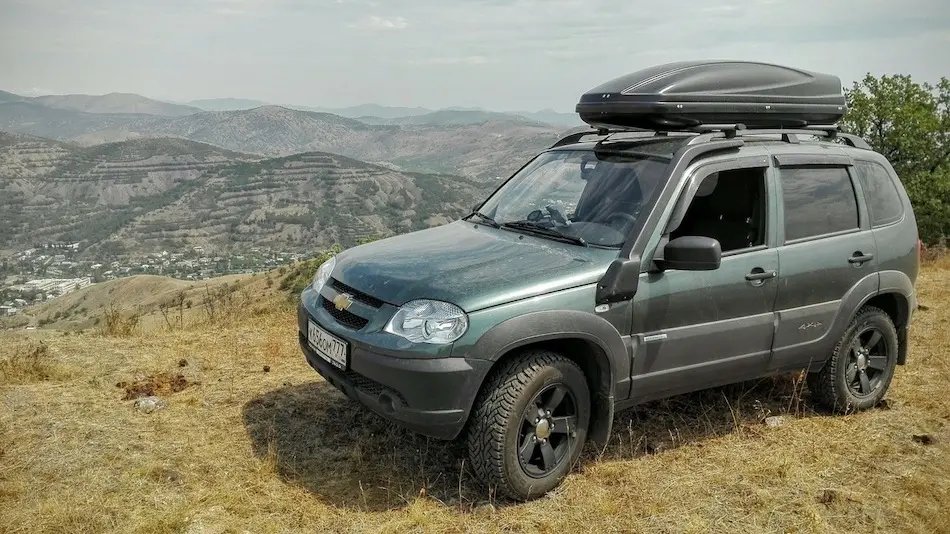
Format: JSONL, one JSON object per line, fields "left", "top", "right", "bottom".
{"left": 848, "top": 252, "right": 874, "bottom": 264}
{"left": 745, "top": 269, "right": 777, "bottom": 281}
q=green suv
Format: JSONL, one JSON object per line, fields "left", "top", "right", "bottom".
{"left": 297, "top": 60, "right": 920, "bottom": 500}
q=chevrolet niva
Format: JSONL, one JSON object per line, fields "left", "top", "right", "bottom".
{"left": 296, "top": 60, "right": 920, "bottom": 500}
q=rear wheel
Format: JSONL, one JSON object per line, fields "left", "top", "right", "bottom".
{"left": 466, "top": 350, "right": 590, "bottom": 501}
{"left": 807, "top": 306, "right": 898, "bottom": 413}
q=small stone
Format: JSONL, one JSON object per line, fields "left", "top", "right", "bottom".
{"left": 877, "top": 398, "right": 892, "bottom": 410}
{"left": 263, "top": 365, "right": 271, "bottom": 373}
{"left": 178, "top": 358, "right": 188, "bottom": 367}
{"left": 912, "top": 434, "right": 936, "bottom": 445}
{"left": 764, "top": 416, "right": 788, "bottom": 428}
{"left": 134, "top": 396, "right": 167, "bottom": 413}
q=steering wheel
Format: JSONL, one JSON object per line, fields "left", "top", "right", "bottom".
{"left": 604, "top": 211, "right": 638, "bottom": 229}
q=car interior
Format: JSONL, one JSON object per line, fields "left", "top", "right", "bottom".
{"left": 672, "top": 167, "right": 767, "bottom": 253}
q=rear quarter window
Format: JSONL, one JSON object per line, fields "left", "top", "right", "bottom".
{"left": 779, "top": 166, "right": 859, "bottom": 242}
{"left": 854, "top": 160, "right": 904, "bottom": 226}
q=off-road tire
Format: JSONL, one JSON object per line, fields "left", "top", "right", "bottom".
{"left": 807, "top": 305, "right": 898, "bottom": 413}
{"left": 466, "top": 350, "right": 591, "bottom": 501}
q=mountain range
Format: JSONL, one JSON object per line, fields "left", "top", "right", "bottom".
{"left": 0, "top": 132, "right": 490, "bottom": 254}
{"left": 0, "top": 90, "right": 576, "bottom": 180}
{"left": 0, "top": 88, "right": 590, "bottom": 257}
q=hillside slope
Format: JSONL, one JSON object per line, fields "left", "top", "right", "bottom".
{"left": 105, "top": 151, "right": 486, "bottom": 252}
{"left": 0, "top": 135, "right": 256, "bottom": 249}
{"left": 0, "top": 258, "right": 947, "bottom": 533}
{"left": 0, "top": 134, "right": 488, "bottom": 254}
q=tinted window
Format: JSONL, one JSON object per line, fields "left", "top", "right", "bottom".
{"left": 855, "top": 160, "right": 903, "bottom": 226}
{"left": 780, "top": 166, "right": 859, "bottom": 242}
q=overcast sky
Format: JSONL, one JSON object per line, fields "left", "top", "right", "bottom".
{"left": 1, "top": 0, "right": 948, "bottom": 112}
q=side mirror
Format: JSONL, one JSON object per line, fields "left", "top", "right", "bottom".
{"left": 596, "top": 256, "right": 641, "bottom": 304}
{"left": 658, "top": 236, "right": 721, "bottom": 271}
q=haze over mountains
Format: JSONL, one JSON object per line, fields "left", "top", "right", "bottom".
{"left": 0, "top": 87, "right": 582, "bottom": 257}
{"left": 0, "top": 88, "right": 577, "bottom": 180}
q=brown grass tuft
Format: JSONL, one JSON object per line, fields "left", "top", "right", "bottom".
{"left": 0, "top": 340, "right": 68, "bottom": 385}
{"left": 99, "top": 302, "right": 142, "bottom": 337}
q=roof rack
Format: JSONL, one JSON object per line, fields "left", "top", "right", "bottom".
{"left": 549, "top": 123, "right": 871, "bottom": 150}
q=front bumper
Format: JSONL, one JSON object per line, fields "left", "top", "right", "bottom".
{"left": 297, "top": 300, "right": 492, "bottom": 441}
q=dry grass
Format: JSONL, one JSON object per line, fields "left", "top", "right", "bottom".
{"left": 0, "top": 340, "right": 69, "bottom": 385}
{"left": 1, "top": 260, "right": 949, "bottom": 533}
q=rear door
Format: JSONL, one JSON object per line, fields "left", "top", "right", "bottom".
{"left": 769, "top": 151, "right": 879, "bottom": 371}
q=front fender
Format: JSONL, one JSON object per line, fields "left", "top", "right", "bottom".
{"left": 457, "top": 308, "right": 629, "bottom": 448}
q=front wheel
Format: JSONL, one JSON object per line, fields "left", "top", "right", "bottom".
{"left": 466, "top": 350, "right": 590, "bottom": 501}
{"left": 807, "top": 305, "right": 898, "bottom": 413}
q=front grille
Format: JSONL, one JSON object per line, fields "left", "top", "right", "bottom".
{"left": 329, "top": 278, "right": 385, "bottom": 308}
{"left": 321, "top": 296, "right": 369, "bottom": 330}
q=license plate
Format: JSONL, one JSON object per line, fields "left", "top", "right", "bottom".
{"left": 307, "top": 320, "right": 348, "bottom": 370}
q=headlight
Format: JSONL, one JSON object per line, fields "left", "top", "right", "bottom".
{"left": 310, "top": 256, "right": 336, "bottom": 292}
{"left": 384, "top": 299, "right": 468, "bottom": 344}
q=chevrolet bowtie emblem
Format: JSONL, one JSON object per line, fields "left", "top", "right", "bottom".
{"left": 332, "top": 293, "right": 354, "bottom": 311}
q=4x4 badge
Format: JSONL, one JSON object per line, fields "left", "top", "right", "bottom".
{"left": 333, "top": 293, "right": 354, "bottom": 311}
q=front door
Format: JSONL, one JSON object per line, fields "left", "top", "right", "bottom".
{"left": 628, "top": 157, "right": 779, "bottom": 402}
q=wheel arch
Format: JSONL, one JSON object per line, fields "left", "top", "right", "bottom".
{"left": 813, "top": 271, "right": 915, "bottom": 372}
{"left": 463, "top": 310, "right": 628, "bottom": 447}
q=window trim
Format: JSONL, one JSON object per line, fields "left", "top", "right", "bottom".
{"left": 853, "top": 159, "right": 906, "bottom": 229}
{"left": 777, "top": 163, "right": 863, "bottom": 245}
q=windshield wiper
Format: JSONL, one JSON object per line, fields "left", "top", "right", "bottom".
{"left": 466, "top": 210, "right": 500, "bottom": 228}
{"left": 501, "top": 220, "right": 588, "bottom": 247}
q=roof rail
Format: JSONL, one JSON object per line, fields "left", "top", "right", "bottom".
{"left": 550, "top": 123, "right": 872, "bottom": 150}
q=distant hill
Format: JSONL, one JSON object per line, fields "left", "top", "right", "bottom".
{"left": 299, "top": 103, "right": 433, "bottom": 119}
{"left": 0, "top": 101, "right": 153, "bottom": 141}
{"left": 515, "top": 108, "right": 585, "bottom": 128}
{"left": 0, "top": 133, "right": 490, "bottom": 255}
{"left": 0, "top": 103, "right": 564, "bottom": 179}
{"left": 0, "top": 90, "right": 26, "bottom": 103}
{"left": 355, "top": 109, "right": 546, "bottom": 127}
{"left": 187, "top": 98, "right": 271, "bottom": 111}
{"left": 0, "top": 134, "right": 256, "bottom": 251}
{"left": 32, "top": 92, "right": 202, "bottom": 116}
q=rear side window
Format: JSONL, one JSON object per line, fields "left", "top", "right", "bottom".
{"left": 854, "top": 160, "right": 903, "bottom": 226}
{"left": 780, "top": 166, "right": 859, "bottom": 242}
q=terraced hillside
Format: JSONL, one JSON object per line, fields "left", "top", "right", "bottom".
{"left": 0, "top": 103, "right": 564, "bottom": 179}
{"left": 107, "top": 152, "right": 487, "bottom": 252}
{"left": 0, "top": 133, "right": 489, "bottom": 255}
{"left": 0, "top": 134, "right": 254, "bottom": 249}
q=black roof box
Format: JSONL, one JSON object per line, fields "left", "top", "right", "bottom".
{"left": 575, "top": 60, "right": 847, "bottom": 130}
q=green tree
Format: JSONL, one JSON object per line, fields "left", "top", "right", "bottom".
{"left": 842, "top": 74, "right": 950, "bottom": 244}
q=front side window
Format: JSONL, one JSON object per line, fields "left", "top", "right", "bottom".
{"left": 671, "top": 166, "right": 768, "bottom": 253}
{"left": 779, "top": 166, "right": 859, "bottom": 242}
{"left": 476, "top": 149, "right": 671, "bottom": 247}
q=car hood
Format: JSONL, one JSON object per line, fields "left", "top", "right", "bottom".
{"left": 331, "top": 221, "right": 618, "bottom": 312}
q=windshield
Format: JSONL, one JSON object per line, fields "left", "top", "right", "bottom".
{"left": 474, "top": 149, "right": 671, "bottom": 248}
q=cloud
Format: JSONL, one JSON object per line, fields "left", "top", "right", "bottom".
{"left": 349, "top": 15, "right": 408, "bottom": 30}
